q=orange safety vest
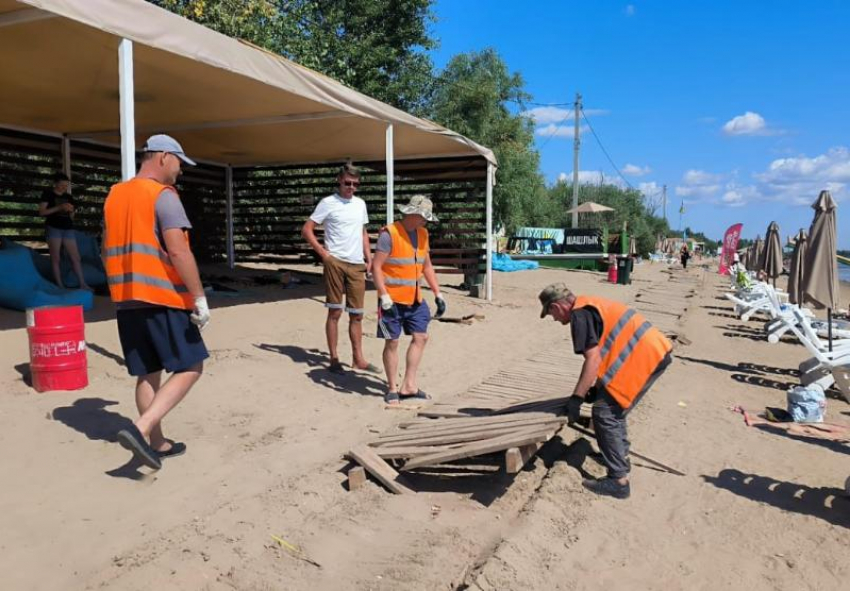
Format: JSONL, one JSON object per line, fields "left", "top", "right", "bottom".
{"left": 381, "top": 221, "right": 429, "bottom": 305}
{"left": 102, "top": 178, "right": 194, "bottom": 310}
{"left": 574, "top": 295, "right": 672, "bottom": 409}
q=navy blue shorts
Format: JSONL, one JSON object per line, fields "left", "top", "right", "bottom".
{"left": 117, "top": 307, "right": 209, "bottom": 376}
{"left": 377, "top": 300, "right": 431, "bottom": 340}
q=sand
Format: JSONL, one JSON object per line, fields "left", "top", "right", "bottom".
{"left": 0, "top": 260, "right": 848, "bottom": 591}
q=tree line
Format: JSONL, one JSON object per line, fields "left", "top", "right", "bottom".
{"left": 149, "top": 0, "right": 713, "bottom": 256}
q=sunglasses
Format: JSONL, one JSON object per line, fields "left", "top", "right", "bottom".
{"left": 343, "top": 180, "right": 360, "bottom": 188}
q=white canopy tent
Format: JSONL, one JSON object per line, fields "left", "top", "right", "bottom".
{"left": 0, "top": 0, "right": 496, "bottom": 298}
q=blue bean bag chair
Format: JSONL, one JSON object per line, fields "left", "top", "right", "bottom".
{"left": 0, "top": 240, "right": 93, "bottom": 311}
{"left": 32, "top": 231, "right": 107, "bottom": 289}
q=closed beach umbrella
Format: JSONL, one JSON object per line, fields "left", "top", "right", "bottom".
{"left": 753, "top": 236, "right": 764, "bottom": 273}
{"left": 803, "top": 190, "right": 838, "bottom": 309}
{"left": 761, "top": 221, "right": 783, "bottom": 285}
{"left": 802, "top": 190, "right": 839, "bottom": 349}
{"left": 787, "top": 229, "right": 807, "bottom": 305}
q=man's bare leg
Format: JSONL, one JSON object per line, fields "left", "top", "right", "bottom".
{"left": 47, "top": 237, "right": 64, "bottom": 287}
{"left": 135, "top": 371, "right": 167, "bottom": 450}
{"left": 382, "top": 339, "right": 400, "bottom": 395}
{"left": 349, "top": 313, "right": 369, "bottom": 368}
{"left": 400, "top": 332, "right": 428, "bottom": 395}
{"left": 135, "top": 363, "right": 203, "bottom": 440}
{"left": 326, "top": 308, "right": 343, "bottom": 364}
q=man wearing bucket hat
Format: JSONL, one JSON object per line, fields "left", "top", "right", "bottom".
{"left": 102, "top": 134, "right": 209, "bottom": 470}
{"left": 372, "top": 195, "right": 446, "bottom": 404}
{"left": 539, "top": 283, "right": 673, "bottom": 499}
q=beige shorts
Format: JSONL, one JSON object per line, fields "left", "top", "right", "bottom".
{"left": 323, "top": 256, "right": 366, "bottom": 315}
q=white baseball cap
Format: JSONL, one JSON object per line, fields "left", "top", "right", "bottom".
{"left": 142, "top": 134, "right": 196, "bottom": 166}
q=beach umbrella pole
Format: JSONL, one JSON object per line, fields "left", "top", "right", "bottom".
{"left": 828, "top": 308, "right": 833, "bottom": 352}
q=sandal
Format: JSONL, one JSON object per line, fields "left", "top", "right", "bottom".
{"left": 328, "top": 360, "right": 346, "bottom": 374}
{"left": 399, "top": 389, "right": 430, "bottom": 401}
{"left": 384, "top": 391, "right": 400, "bottom": 405}
{"left": 156, "top": 440, "right": 187, "bottom": 459}
{"left": 354, "top": 362, "right": 382, "bottom": 375}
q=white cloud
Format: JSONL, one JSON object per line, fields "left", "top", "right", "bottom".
{"left": 622, "top": 163, "right": 651, "bottom": 176}
{"left": 753, "top": 147, "right": 850, "bottom": 205}
{"left": 535, "top": 124, "right": 588, "bottom": 139}
{"left": 675, "top": 169, "right": 722, "bottom": 198}
{"left": 638, "top": 181, "right": 661, "bottom": 195}
{"left": 523, "top": 107, "right": 608, "bottom": 126}
{"left": 625, "top": 4, "right": 636, "bottom": 16}
{"left": 721, "top": 111, "right": 781, "bottom": 136}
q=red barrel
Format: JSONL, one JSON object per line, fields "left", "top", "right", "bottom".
{"left": 26, "top": 305, "right": 88, "bottom": 392}
{"left": 607, "top": 256, "right": 618, "bottom": 283}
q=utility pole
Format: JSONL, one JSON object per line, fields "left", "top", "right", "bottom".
{"left": 662, "top": 184, "right": 667, "bottom": 223}
{"left": 571, "top": 92, "right": 581, "bottom": 228}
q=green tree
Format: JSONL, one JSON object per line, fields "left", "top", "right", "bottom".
{"left": 429, "top": 49, "right": 547, "bottom": 232}
{"left": 149, "top": 0, "right": 437, "bottom": 114}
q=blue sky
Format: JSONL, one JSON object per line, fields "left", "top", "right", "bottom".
{"left": 430, "top": 0, "right": 850, "bottom": 248}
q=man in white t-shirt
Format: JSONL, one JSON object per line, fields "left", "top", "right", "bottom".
{"left": 302, "top": 163, "right": 378, "bottom": 374}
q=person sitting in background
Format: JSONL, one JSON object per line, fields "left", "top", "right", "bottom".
{"left": 38, "top": 172, "right": 90, "bottom": 290}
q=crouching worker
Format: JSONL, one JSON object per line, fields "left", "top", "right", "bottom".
{"left": 539, "top": 283, "right": 672, "bottom": 499}
{"left": 372, "top": 195, "right": 446, "bottom": 404}
{"left": 102, "top": 134, "right": 210, "bottom": 470}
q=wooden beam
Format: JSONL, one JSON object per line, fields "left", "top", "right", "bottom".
{"left": 348, "top": 444, "right": 414, "bottom": 494}
{"left": 347, "top": 466, "right": 367, "bottom": 491}
{"left": 505, "top": 442, "right": 545, "bottom": 474}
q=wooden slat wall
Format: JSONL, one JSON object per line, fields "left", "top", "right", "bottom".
{"left": 0, "top": 128, "right": 63, "bottom": 243}
{"left": 0, "top": 128, "right": 227, "bottom": 262}
{"left": 231, "top": 157, "right": 488, "bottom": 275}
{"left": 1, "top": 128, "right": 488, "bottom": 275}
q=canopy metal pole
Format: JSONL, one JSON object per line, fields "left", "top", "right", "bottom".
{"left": 486, "top": 163, "right": 494, "bottom": 301}
{"left": 386, "top": 124, "right": 394, "bottom": 224}
{"left": 118, "top": 39, "right": 136, "bottom": 181}
{"left": 61, "top": 135, "right": 71, "bottom": 178}
{"left": 226, "top": 165, "right": 235, "bottom": 269}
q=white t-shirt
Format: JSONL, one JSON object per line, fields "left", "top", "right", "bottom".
{"left": 309, "top": 194, "right": 369, "bottom": 264}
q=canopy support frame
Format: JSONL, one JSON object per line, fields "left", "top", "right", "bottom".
{"left": 486, "top": 162, "right": 494, "bottom": 301}
{"left": 386, "top": 124, "right": 394, "bottom": 224}
{"left": 226, "top": 164, "right": 235, "bottom": 269}
{"left": 118, "top": 38, "right": 135, "bottom": 181}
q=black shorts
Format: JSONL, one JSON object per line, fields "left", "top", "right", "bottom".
{"left": 117, "top": 307, "right": 209, "bottom": 376}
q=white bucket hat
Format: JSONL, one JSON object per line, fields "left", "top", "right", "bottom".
{"left": 399, "top": 194, "right": 438, "bottom": 222}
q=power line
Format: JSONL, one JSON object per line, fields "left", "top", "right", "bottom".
{"left": 536, "top": 109, "right": 575, "bottom": 149}
{"left": 580, "top": 107, "right": 634, "bottom": 190}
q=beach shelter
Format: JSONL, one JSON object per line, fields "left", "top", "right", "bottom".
{"left": 787, "top": 229, "right": 808, "bottom": 305}
{"left": 802, "top": 190, "right": 839, "bottom": 349}
{"left": 566, "top": 201, "right": 615, "bottom": 229}
{"left": 0, "top": 0, "right": 498, "bottom": 297}
{"left": 761, "top": 221, "right": 783, "bottom": 286}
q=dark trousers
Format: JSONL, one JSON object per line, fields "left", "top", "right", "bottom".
{"left": 591, "top": 353, "right": 672, "bottom": 479}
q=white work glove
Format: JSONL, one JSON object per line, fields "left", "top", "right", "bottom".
{"left": 379, "top": 294, "right": 398, "bottom": 319}
{"left": 190, "top": 296, "right": 211, "bottom": 330}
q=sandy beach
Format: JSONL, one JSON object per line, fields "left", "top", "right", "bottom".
{"left": 1, "top": 260, "right": 848, "bottom": 591}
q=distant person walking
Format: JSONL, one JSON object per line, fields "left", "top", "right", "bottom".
{"left": 680, "top": 244, "right": 690, "bottom": 269}
{"left": 371, "top": 195, "right": 446, "bottom": 404}
{"left": 102, "top": 134, "right": 210, "bottom": 470}
{"left": 38, "top": 172, "right": 91, "bottom": 290}
{"left": 302, "top": 163, "right": 378, "bottom": 374}
{"left": 539, "top": 283, "right": 672, "bottom": 499}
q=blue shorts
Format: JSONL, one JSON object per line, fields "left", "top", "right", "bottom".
{"left": 377, "top": 300, "right": 431, "bottom": 340}
{"left": 117, "top": 307, "right": 209, "bottom": 376}
{"left": 46, "top": 227, "right": 76, "bottom": 240}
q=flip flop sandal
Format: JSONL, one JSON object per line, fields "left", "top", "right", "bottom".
{"left": 400, "top": 389, "right": 430, "bottom": 401}
{"left": 355, "top": 362, "right": 382, "bottom": 374}
{"left": 117, "top": 425, "right": 162, "bottom": 470}
{"left": 157, "top": 440, "right": 187, "bottom": 459}
{"left": 384, "top": 391, "right": 400, "bottom": 405}
{"left": 328, "top": 360, "right": 346, "bottom": 374}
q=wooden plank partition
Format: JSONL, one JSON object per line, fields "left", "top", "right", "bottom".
{"left": 1, "top": 127, "right": 488, "bottom": 277}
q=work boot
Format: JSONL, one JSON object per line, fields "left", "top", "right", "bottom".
{"left": 583, "top": 477, "right": 630, "bottom": 499}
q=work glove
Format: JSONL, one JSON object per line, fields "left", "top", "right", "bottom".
{"left": 379, "top": 294, "right": 398, "bottom": 319}
{"left": 190, "top": 296, "right": 211, "bottom": 330}
{"left": 566, "top": 395, "right": 584, "bottom": 424}
{"left": 434, "top": 295, "right": 447, "bottom": 318}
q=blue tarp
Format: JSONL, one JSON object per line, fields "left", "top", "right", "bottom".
{"left": 493, "top": 253, "right": 539, "bottom": 272}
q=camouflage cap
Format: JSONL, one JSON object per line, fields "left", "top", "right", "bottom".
{"left": 539, "top": 283, "right": 573, "bottom": 318}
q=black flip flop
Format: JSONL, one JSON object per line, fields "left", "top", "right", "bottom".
{"left": 328, "top": 360, "right": 346, "bottom": 374}
{"left": 384, "top": 391, "right": 400, "bottom": 405}
{"left": 399, "top": 389, "right": 430, "bottom": 401}
{"left": 117, "top": 425, "right": 162, "bottom": 470}
{"left": 157, "top": 440, "right": 187, "bottom": 459}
